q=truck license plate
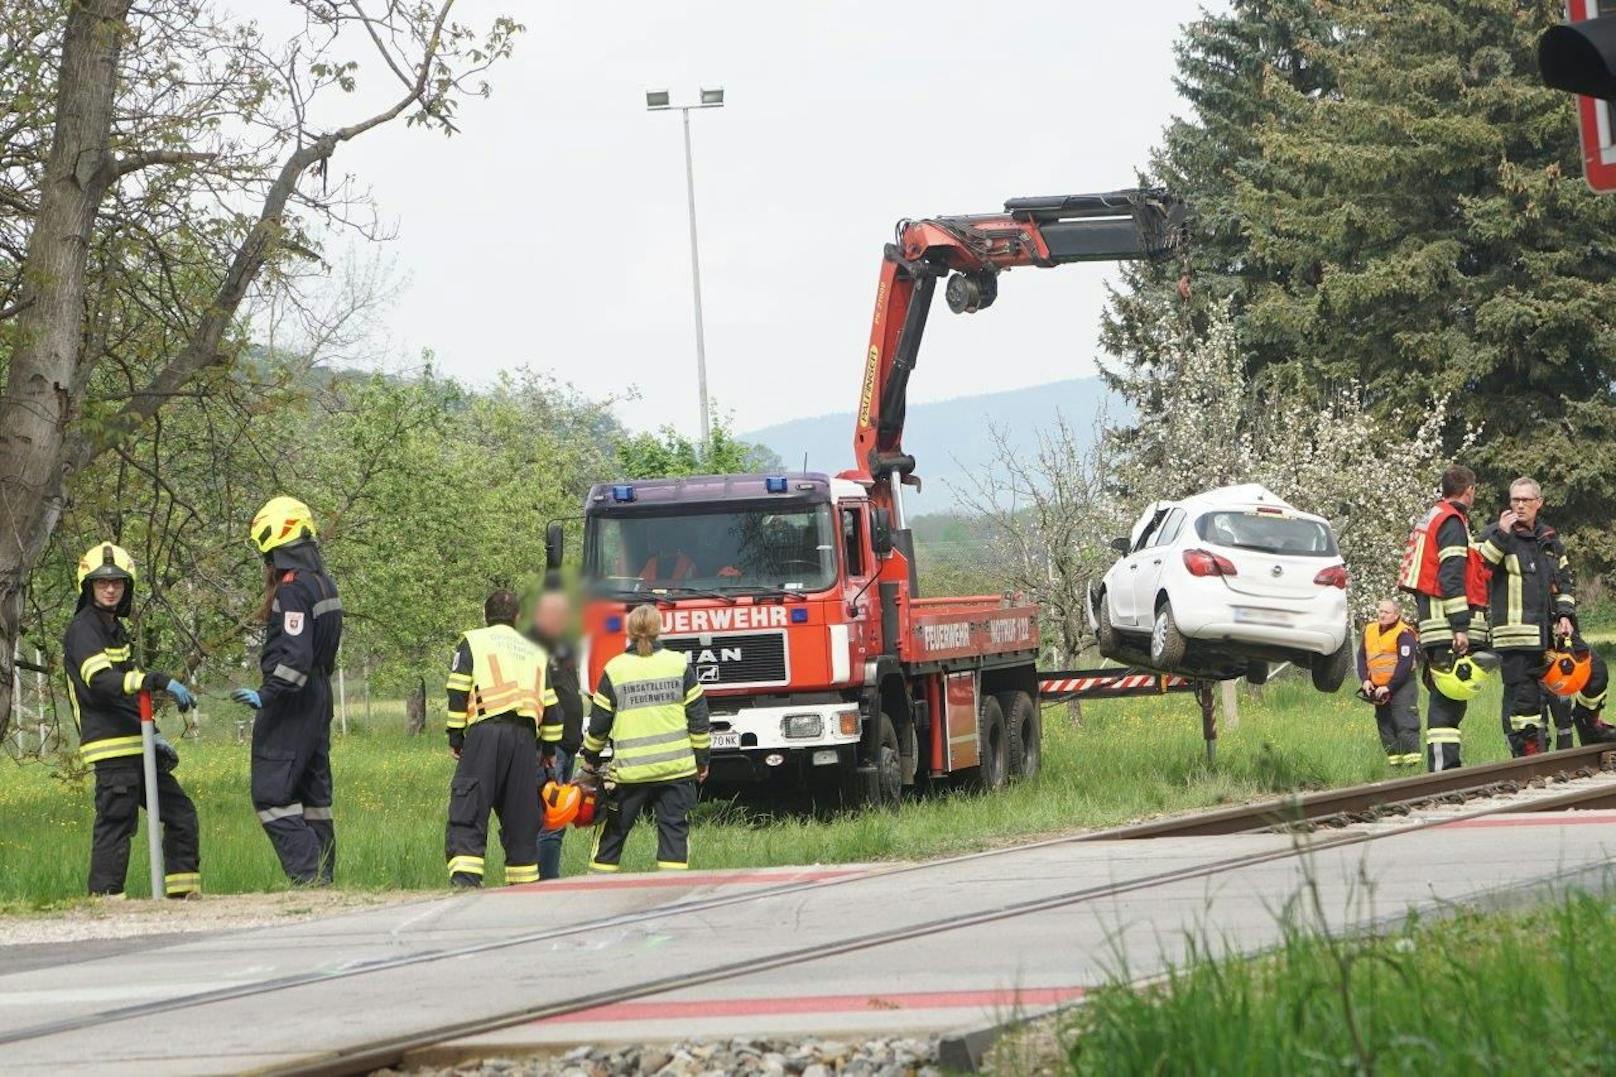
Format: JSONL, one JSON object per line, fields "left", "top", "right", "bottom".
{"left": 1233, "top": 608, "right": 1293, "bottom": 627}
{"left": 711, "top": 731, "right": 741, "bottom": 750}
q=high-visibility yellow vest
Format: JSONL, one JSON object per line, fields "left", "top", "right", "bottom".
{"left": 448, "top": 624, "right": 555, "bottom": 728}
{"left": 600, "top": 648, "right": 699, "bottom": 783}
{"left": 1362, "top": 620, "right": 1410, "bottom": 687}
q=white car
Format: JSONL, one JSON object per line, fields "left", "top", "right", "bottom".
{"left": 1086, "top": 484, "right": 1352, "bottom": 691}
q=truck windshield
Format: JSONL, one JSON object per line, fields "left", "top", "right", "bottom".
{"left": 587, "top": 504, "right": 839, "bottom": 595}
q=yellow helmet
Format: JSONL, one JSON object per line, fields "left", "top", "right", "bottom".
{"left": 250, "top": 496, "right": 317, "bottom": 555}
{"left": 1429, "top": 651, "right": 1500, "bottom": 702}
{"left": 76, "top": 542, "right": 136, "bottom": 614}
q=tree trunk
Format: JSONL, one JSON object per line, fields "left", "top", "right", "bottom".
{"left": 0, "top": 0, "right": 132, "bottom": 740}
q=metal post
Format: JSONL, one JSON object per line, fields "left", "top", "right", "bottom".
{"left": 34, "top": 646, "right": 45, "bottom": 753}
{"left": 1198, "top": 682, "right": 1217, "bottom": 765}
{"left": 337, "top": 664, "right": 349, "bottom": 736}
{"left": 680, "top": 105, "right": 711, "bottom": 459}
{"left": 138, "top": 691, "right": 165, "bottom": 900}
{"left": 10, "top": 642, "right": 21, "bottom": 753}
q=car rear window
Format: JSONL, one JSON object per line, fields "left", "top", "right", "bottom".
{"left": 1195, "top": 511, "right": 1338, "bottom": 556}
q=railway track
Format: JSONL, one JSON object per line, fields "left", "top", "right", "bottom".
{"left": 6, "top": 745, "right": 1614, "bottom": 1075}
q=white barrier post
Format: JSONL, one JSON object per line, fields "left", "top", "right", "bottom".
{"left": 138, "top": 691, "right": 165, "bottom": 900}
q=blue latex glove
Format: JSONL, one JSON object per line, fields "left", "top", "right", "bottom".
{"left": 165, "top": 679, "right": 195, "bottom": 712}
{"left": 231, "top": 687, "right": 262, "bottom": 710}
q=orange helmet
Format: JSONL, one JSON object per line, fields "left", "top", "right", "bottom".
{"left": 1542, "top": 645, "right": 1593, "bottom": 699}
{"left": 541, "top": 781, "right": 581, "bottom": 829}
{"left": 572, "top": 786, "right": 599, "bottom": 828}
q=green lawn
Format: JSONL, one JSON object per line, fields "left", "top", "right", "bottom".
{"left": 1061, "top": 891, "right": 1616, "bottom": 1075}
{"left": 0, "top": 675, "right": 1518, "bottom": 908}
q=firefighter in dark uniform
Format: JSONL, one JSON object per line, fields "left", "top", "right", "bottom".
{"left": 230, "top": 496, "right": 343, "bottom": 885}
{"left": 1545, "top": 650, "right": 1616, "bottom": 748}
{"left": 444, "top": 589, "right": 561, "bottom": 886}
{"left": 1476, "top": 477, "right": 1602, "bottom": 755}
{"left": 531, "top": 584, "right": 584, "bottom": 880}
{"left": 1397, "top": 465, "right": 1487, "bottom": 771}
{"left": 581, "top": 604, "right": 710, "bottom": 873}
{"left": 64, "top": 542, "right": 201, "bottom": 897}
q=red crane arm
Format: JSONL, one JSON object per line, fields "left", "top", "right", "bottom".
{"left": 846, "top": 189, "right": 1186, "bottom": 500}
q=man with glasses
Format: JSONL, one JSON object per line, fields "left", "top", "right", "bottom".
{"left": 1476, "top": 477, "right": 1581, "bottom": 756}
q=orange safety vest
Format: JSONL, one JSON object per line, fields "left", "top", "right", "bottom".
{"left": 1362, "top": 620, "right": 1412, "bottom": 687}
{"left": 1397, "top": 500, "right": 1489, "bottom": 607}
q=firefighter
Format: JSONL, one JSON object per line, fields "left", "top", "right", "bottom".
{"left": 1356, "top": 597, "right": 1420, "bottom": 766}
{"left": 230, "top": 496, "right": 343, "bottom": 885}
{"left": 530, "top": 584, "right": 584, "bottom": 880}
{"left": 1476, "top": 477, "right": 1615, "bottom": 754}
{"left": 444, "top": 589, "right": 561, "bottom": 886}
{"left": 1545, "top": 647, "right": 1616, "bottom": 749}
{"left": 581, "top": 603, "right": 710, "bottom": 873}
{"left": 63, "top": 542, "right": 201, "bottom": 898}
{"left": 1397, "top": 464, "right": 1488, "bottom": 770}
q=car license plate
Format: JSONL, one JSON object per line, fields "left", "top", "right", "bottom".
{"left": 1233, "top": 607, "right": 1294, "bottom": 627}
{"left": 711, "top": 730, "right": 741, "bottom": 750}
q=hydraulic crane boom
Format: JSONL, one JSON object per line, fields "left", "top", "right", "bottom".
{"left": 847, "top": 189, "right": 1186, "bottom": 510}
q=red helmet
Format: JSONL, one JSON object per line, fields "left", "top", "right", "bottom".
{"left": 541, "top": 781, "right": 581, "bottom": 830}
{"left": 1542, "top": 645, "right": 1593, "bottom": 699}
{"left": 572, "top": 786, "right": 599, "bottom": 828}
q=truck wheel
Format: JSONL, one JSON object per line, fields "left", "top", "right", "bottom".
{"left": 1000, "top": 690, "right": 1041, "bottom": 781}
{"left": 968, "top": 695, "right": 1008, "bottom": 792}
{"left": 1311, "top": 638, "right": 1352, "bottom": 693}
{"left": 872, "top": 711, "right": 904, "bottom": 809}
{"left": 1150, "top": 601, "right": 1187, "bottom": 670}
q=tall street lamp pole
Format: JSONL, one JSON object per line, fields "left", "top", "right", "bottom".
{"left": 646, "top": 87, "right": 724, "bottom": 459}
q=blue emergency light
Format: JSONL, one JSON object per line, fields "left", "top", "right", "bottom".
{"left": 765, "top": 476, "right": 788, "bottom": 493}
{"left": 790, "top": 608, "right": 809, "bottom": 623}
{"left": 605, "top": 615, "right": 623, "bottom": 632}
{"left": 610, "top": 484, "right": 635, "bottom": 502}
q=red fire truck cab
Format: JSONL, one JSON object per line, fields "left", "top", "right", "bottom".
{"left": 576, "top": 470, "right": 1042, "bottom": 805}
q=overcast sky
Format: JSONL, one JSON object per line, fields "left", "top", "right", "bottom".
{"left": 329, "top": 0, "right": 1215, "bottom": 435}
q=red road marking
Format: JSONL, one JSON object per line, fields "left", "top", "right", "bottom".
{"left": 500, "top": 868, "right": 864, "bottom": 893}
{"left": 1439, "top": 812, "right": 1616, "bottom": 830}
{"left": 535, "top": 986, "right": 1087, "bottom": 1024}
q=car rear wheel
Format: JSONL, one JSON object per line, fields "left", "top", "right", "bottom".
{"left": 1095, "top": 589, "right": 1119, "bottom": 654}
{"left": 1311, "top": 639, "right": 1352, "bottom": 693}
{"left": 1150, "top": 602, "right": 1187, "bottom": 669}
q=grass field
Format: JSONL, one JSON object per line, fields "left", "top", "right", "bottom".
{"left": 1059, "top": 890, "right": 1616, "bottom": 1074}
{"left": 0, "top": 673, "right": 1522, "bottom": 908}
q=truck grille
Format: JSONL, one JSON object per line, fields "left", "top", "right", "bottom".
{"left": 663, "top": 631, "right": 788, "bottom": 687}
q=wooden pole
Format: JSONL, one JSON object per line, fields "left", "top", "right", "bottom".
{"left": 1220, "top": 679, "right": 1240, "bottom": 732}
{"left": 337, "top": 664, "right": 349, "bottom": 736}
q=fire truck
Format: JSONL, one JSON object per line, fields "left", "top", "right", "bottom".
{"left": 551, "top": 190, "right": 1186, "bottom": 807}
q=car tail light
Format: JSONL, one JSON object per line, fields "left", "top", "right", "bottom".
{"left": 1314, "top": 565, "right": 1348, "bottom": 589}
{"left": 1183, "top": 549, "right": 1238, "bottom": 577}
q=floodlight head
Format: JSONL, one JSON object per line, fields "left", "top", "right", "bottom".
{"left": 700, "top": 86, "right": 725, "bottom": 106}
{"left": 645, "top": 89, "right": 671, "bottom": 109}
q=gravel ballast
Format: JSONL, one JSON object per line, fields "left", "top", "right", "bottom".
{"left": 394, "top": 1035, "right": 943, "bottom": 1076}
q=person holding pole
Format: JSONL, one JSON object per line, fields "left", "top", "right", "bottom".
{"left": 231, "top": 496, "right": 343, "bottom": 886}
{"left": 63, "top": 542, "right": 200, "bottom": 898}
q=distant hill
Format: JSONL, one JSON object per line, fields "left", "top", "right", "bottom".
{"left": 742, "top": 377, "right": 1119, "bottom": 513}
